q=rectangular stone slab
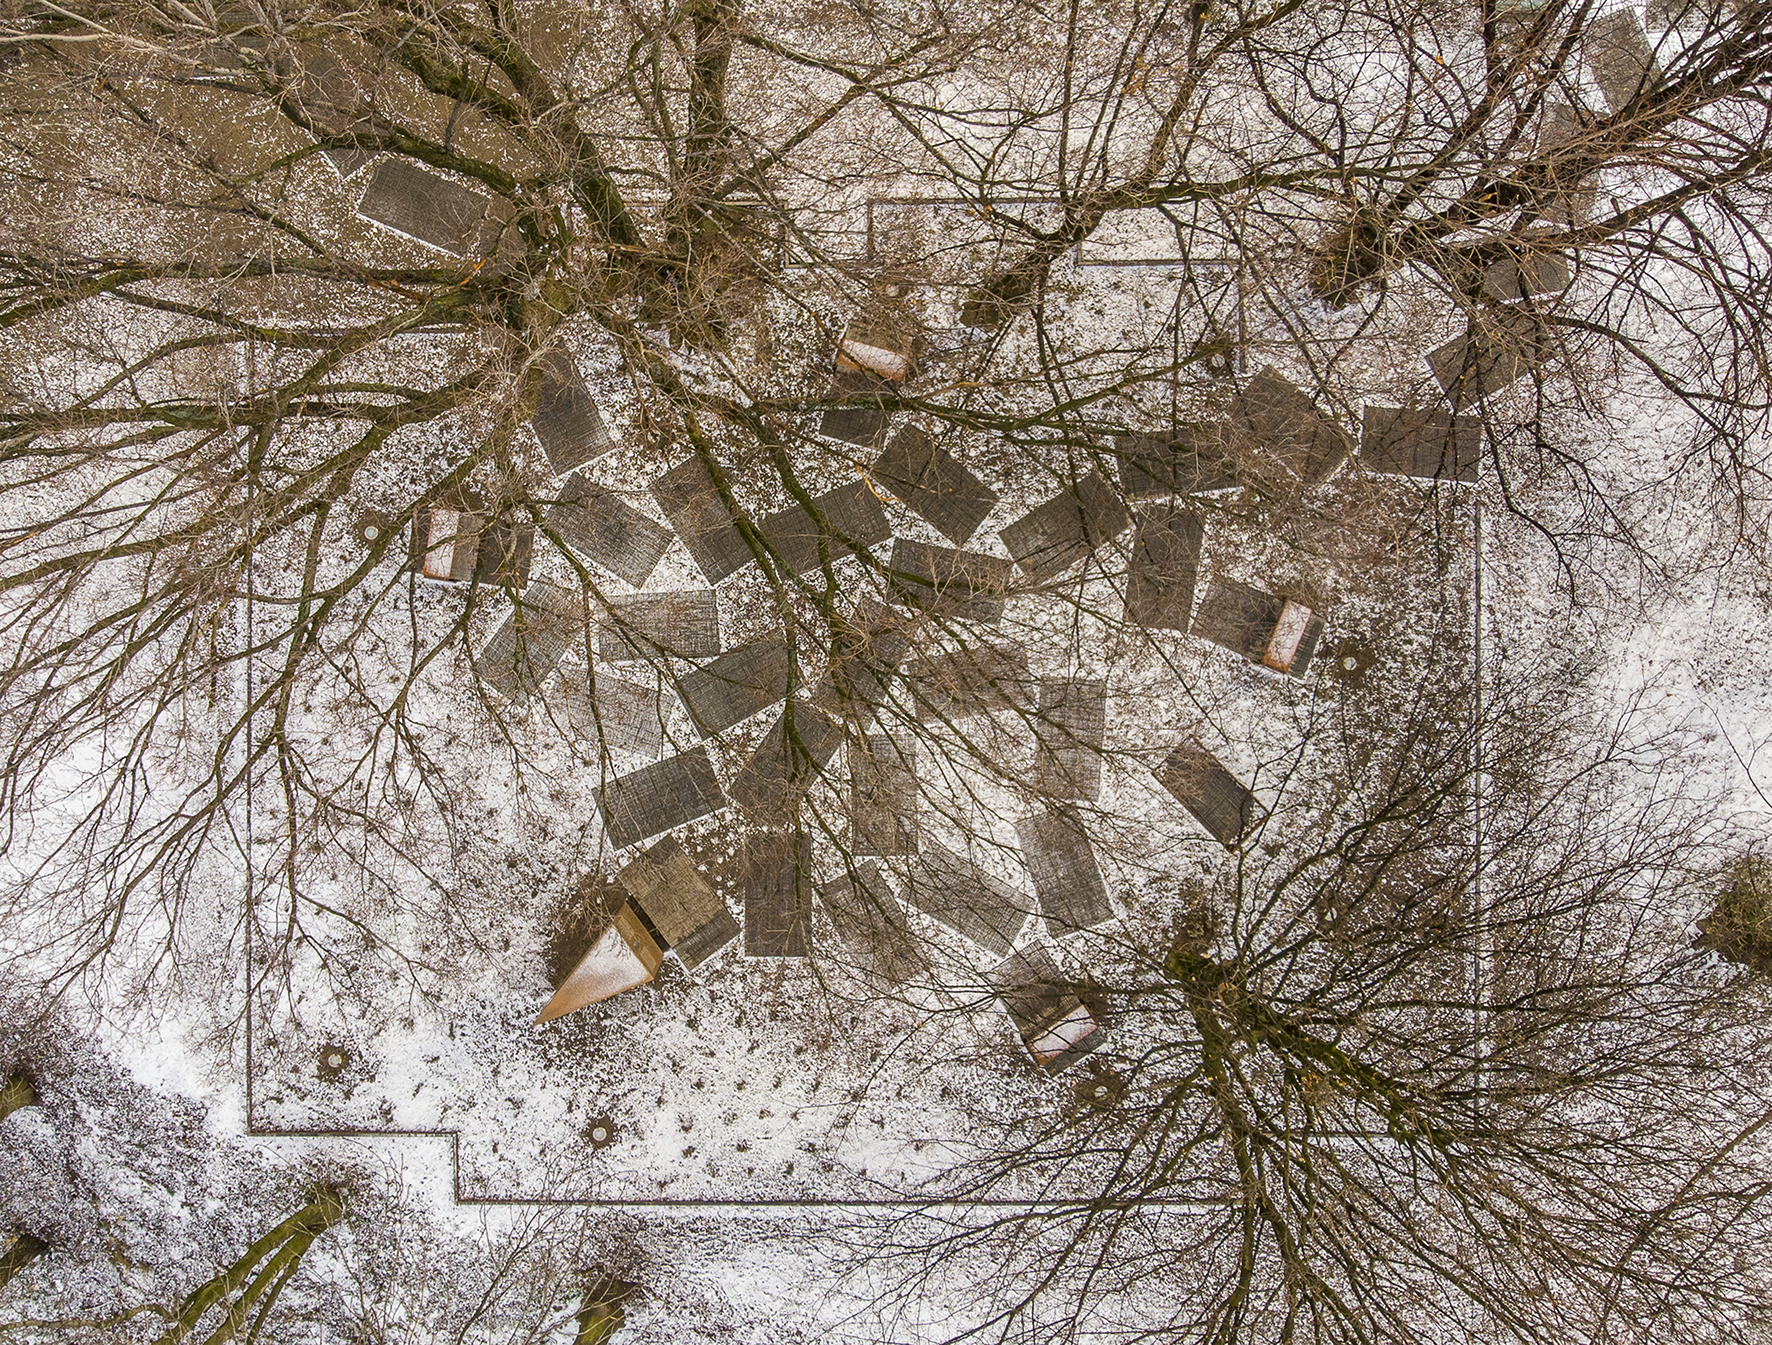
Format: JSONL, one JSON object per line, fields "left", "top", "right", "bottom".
{"left": 618, "top": 836, "right": 739, "bottom": 970}
{"left": 675, "top": 637, "right": 797, "bottom": 738}
{"left": 1153, "top": 740, "right": 1267, "bottom": 849}
{"left": 888, "top": 538, "right": 1016, "bottom": 624}
{"left": 1359, "top": 406, "right": 1482, "bottom": 482}
{"left": 560, "top": 672, "right": 669, "bottom": 758}
{"left": 1124, "top": 503, "right": 1204, "bottom": 632}
{"left": 649, "top": 457, "right": 754, "bottom": 583}
{"left": 593, "top": 746, "right": 726, "bottom": 848}
{"left": 728, "top": 703, "right": 846, "bottom": 824}
{"left": 598, "top": 591, "right": 721, "bottom": 662}
{"left": 998, "top": 472, "right": 1131, "bottom": 581}
{"left": 755, "top": 479, "right": 891, "bottom": 575}
{"left": 901, "top": 839, "right": 1028, "bottom": 957}
{"left": 904, "top": 642, "right": 1033, "bottom": 722}
{"left": 473, "top": 581, "right": 581, "bottom": 705}
{"left": 1029, "top": 677, "right": 1106, "bottom": 800}
{"left": 1015, "top": 809, "right": 1113, "bottom": 933}
{"left": 357, "top": 159, "right": 489, "bottom": 255}
{"left": 849, "top": 734, "right": 919, "bottom": 857}
{"left": 872, "top": 425, "right": 998, "bottom": 544}
{"left": 1426, "top": 306, "right": 1548, "bottom": 410}
{"left": 1114, "top": 424, "right": 1239, "bottom": 498}
{"left": 1193, "top": 577, "right": 1322, "bottom": 676}
{"left": 533, "top": 351, "right": 614, "bottom": 473}
{"left": 1230, "top": 368, "right": 1352, "bottom": 484}
{"left": 548, "top": 471, "right": 673, "bottom": 587}
{"left": 742, "top": 830, "right": 813, "bottom": 957}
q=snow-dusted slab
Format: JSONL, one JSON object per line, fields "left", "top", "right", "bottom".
{"left": 742, "top": 831, "right": 813, "bottom": 958}
{"left": 901, "top": 839, "right": 1029, "bottom": 958}
{"left": 818, "top": 861, "right": 927, "bottom": 983}
{"left": 1586, "top": 11, "right": 1661, "bottom": 112}
{"left": 676, "top": 637, "right": 796, "bottom": 738}
{"left": 1360, "top": 406, "right": 1482, "bottom": 482}
{"left": 597, "top": 590, "right": 720, "bottom": 662}
{"left": 989, "top": 942, "right": 1106, "bottom": 1072}
{"left": 1124, "top": 502, "right": 1204, "bottom": 632}
{"left": 547, "top": 472, "right": 672, "bottom": 587}
{"left": 474, "top": 581, "right": 582, "bottom": 705}
{"left": 593, "top": 746, "right": 726, "bottom": 848}
{"left": 559, "top": 671, "right": 669, "bottom": 758}
{"left": 1427, "top": 305, "right": 1548, "bottom": 409}
{"left": 871, "top": 425, "right": 998, "bottom": 545}
{"left": 1154, "top": 739, "right": 1267, "bottom": 849}
{"left": 1230, "top": 368, "right": 1353, "bottom": 485}
{"left": 617, "top": 836, "right": 739, "bottom": 971}
{"left": 1015, "top": 809, "right": 1113, "bottom": 934}
{"left": 728, "top": 702, "right": 845, "bottom": 823}
{"left": 754, "top": 479, "right": 891, "bottom": 575}
{"left": 356, "top": 159, "right": 489, "bottom": 255}
{"left": 904, "top": 642, "right": 1035, "bottom": 721}
{"left": 849, "top": 733, "right": 919, "bottom": 857}
{"left": 1192, "top": 577, "right": 1323, "bottom": 676}
{"left": 998, "top": 472, "right": 1132, "bottom": 581}
{"left": 809, "top": 597, "right": 913, "bottom": 724}
{"left": 532, "top": 351, "right": 614, "bottom": 473}
{"left": 887, "top": 538, "right": 1017, "bottom": 624}
{"left": 1029, "top": 677, "right": 1106, "bottom": 801}
{"left": 649, "top": 457, "right": 754, "bottom": 583}
{"left": 1114, "top": 424, "right": 1238, "bottom": 498}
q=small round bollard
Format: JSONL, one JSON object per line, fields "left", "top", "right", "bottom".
{"left": 584, "top": 1116, "right": 617, "bottom": 1150}
{"left": 317, "top": 1044, "right": 352, "bottom": 1081}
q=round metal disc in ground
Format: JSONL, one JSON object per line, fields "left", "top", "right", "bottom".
{"left": 317, "top": 1043, "right": 352, "bottom": 1081}
{"left": 584, "top": 1116, "right": 618, "bottom": 1149}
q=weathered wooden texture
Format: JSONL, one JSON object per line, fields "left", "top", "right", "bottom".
{"left": 1192, "top": 578, "right": 1324, "bottom": 676}
{"left": 1114, "top": 423, "right": 1239, "bottom": 498}
{"left": 753, "top": 480, "right": 891, "bottom": 575}
{"left": 1015, "top": 809, "right": 1113, "bottom": 933}
{"left": 819, "top": 332, "right": 907, "bottom": 448}
{"left": 1029, "top": 677, "right": 1107, "bottom": 800}
{"left": 902, "top": 839, "right": 1029, "bottom": 957}
{"left": 1154, "top": 740, "right": 1267, "bottom": 849}
{"left": 998, "top": 472, "right": 1132, "bottom": 580}
{"left": 558, "top": 672, "right": 669, "bottom": 758}
{"left": 536, "top": 904, "right": 666, "bottom": 1021}
{"left": 410, "top": 499, "right": 533, "bottom": 587}
{"left": 649, "top": 457, "right": 754, "bottom": 582}
{"left": 872, "top": 425, "right": 999, "bottom": 544}
{"left": 547, "top": 471, "right": 673, "bottom": 587}
{"left": 357, "top": 159, "right": 489, "bottom": 255}
{"left": 1360, "top": 406, "right": 1483, "bottom": 481}
{"left": 474, "top": 581, "right": 582, "bottom": 704}
{"left": 676, "top": 637, "right": 797, "bottom": 738}
{"left": 809, "top": 597, "right": 914, "bottom": 724}
{"left": 593, "top": 747, "right": 726, "bottom": 848}
{"left": 904, "top": 642, "right": 1035, "bottom": 721}
{"left": 742, "top": 831, "right": 813, "bottom": 957}
{"left": 728, "top": 703, "right": 846, "bottom": 823}
{"left": 818, "top": 861, "right": 927, "bottom": 982}
{"left": 849, "top": 734, "right": 919, "bottom": 856}
{"left": 1124, "top": 503, "right": 1204, "bottom": 631}
{"left": 1230, "top": 369, "right": 1353, "bottom": 484}
{"left": 1426, "top": 305, "right": 1549, "bottom": 409}
{"left": 1536, "top": 99, "right": 1599, "bottom": 225}
{"left": 597, "top": 591, "right": 721, "bottom": 662}
{"left": 1586, "top": 10, "right": 1661, "bottom": 111}
{"left": 1646, "top": 0, "right": 1741, "bottom": 27}
{"left": 989, "top": 942, "right": 1106, "bottom": 1072}
{"left": 617, "top": 836, "right": 739, "bottom": 970}
{"left": 532, "top": 351, "right": 615, "bottom": 473}
{"left": 888, "top": 538, "right": 1017, "bottom": 624}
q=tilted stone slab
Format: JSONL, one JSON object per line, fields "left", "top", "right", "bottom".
{"left": 675, "top": 637, "right": 797, "bottom": 738}
{"left": 1015, "top": 810, "right": 1113, "bottom": 934}
{"left": 357, "top": 159, "right": 489, "bottom": 255}
{"left": 742, "top": 830, "right": 814, "bottom": 958}
{"left": 559, "top": 672, "right": 669, "bottom": 759}
{"left": 597, "top": 590, "right": 721, "bottom": 662}
{"left": 755, "top": 479, "right": 891, "bottom": 575}
{"left": 1586, "top": 10, "right": 1661, "bottom": 112}
{"left": 1124, "top": 503, "right": 1204, "bottom": 632}
{"left": 649, "top": 456, "right": 754, "bottom": 583}
{"left": 903, "top": 642, "right": 1035, "bottom": 722}
{"left": 902, "top": 839, "right": 1029, "bottom": 958}
{"left": 728, "top": 703, "right": 846, "bottom": 824}
{"left": 1029, "top": 677, "right": 1106, "bottom": 800}
{"left": 1153, "top": 740, "right": 1267, "bottom": 850}
{"left": 1426, "top": 305, "right": 1549, "bottom": 410}
{"left": 474, "top": 580, "right": 582, "bottom": 705}
{"left": 1192, "top": 577, "right": 1323, "bottom": 676}
{"left": 988, "top": 942, "right": 1106, "bottom": 1072}
{"left": 888, "top": 538, "right": 1017, "bottom": 624}
{"left": 533, "top": 351, "right": 614, "bottom": 474}
{"left": 998, "top": 472, "right": 1132, "bottom": 581}
{"left": 1114, "top": 424, "right": 1238, "bottom": 498}
{"left": 547, "top": 471, "right": 673, "bottom": 587}
{"left": 593, "top": 746, "right": 726, "bottom": 849}
{"left": 1360, "top": 407, "right": 1482, "bottom": 482}
{"left": 872, "top": 425, "right": 999, "bottom": 544}
{"left": 617, "top": 836, "right": 739, "bottom": 971}
{"left": 849, "top": 733, "right": 919, "bottom": 857}
{"left": 1230, "top": 369, "right": 1353, "bottom": 485}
